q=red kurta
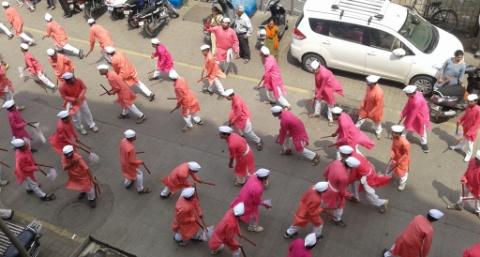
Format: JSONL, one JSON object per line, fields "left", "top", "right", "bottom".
{"left": 14, "top": 148, "right": 37, "bottom": 184}
{"left": 336, "top": 113, "right": 375, "bottom": 149}
{"left": 161, "top": 163, "right": 200, "bottom": 193}
{"left": 287, "top": 239, "right": 312, "bottom": 257}
{"left": 172, "top": 196, "right": 203, "bottom": 241}
{"left": 230, "top": 176, "right": 264, "bottom": 224}
{"left": 277, "top": 111, "right": 309, "bottom": 152}
{"left": 23, "top": 52, "right": 43, "bottom": 75}
{"left": 45, "top": 21, "right": 68, "bottom": 47}
{"left": 227, "top": 133, "right": 255, "bottom": 177}
{"left": 349, "top": 152, "right": 391, "bottom": 190}
{"left": 61, "top": 153, "right": 93, "bottom": 192}
{"left": 48, "top": 53, "right": 74, "bottom": 79}
{"left": 7, "top": 110, "right": 30, "bottom": 139}
{"left": 49, "top": 119, "right": 77, "bottom": 155}
{"left": 174, "top": 77, "right": 200, "bottom": 116}
{"left": 119, "top": 138, "right": 142, "bottom": 180}
{"left": 0, "top": 65, "right": 13, "bottom": 97}
{"left": 322, "top": 160, "right": 349, "bottom": 209}
{"left": 401, "top": 91, "right": 431, "bottom": 136}
{"left": 458, "top": 105, "right": 480, "bottom": 141}
{"left": 292, "top": 187, "right": 323, "bottom": 227}
{"left": 4, "top": 7, "right": 23, "bottom": 35}
{"left": 358, "top": 84, "right": 384, "bottom": 123}
{"left": 463, "top": 243, "right": 480, "bottom": 257}
{"left": 462, "top": 158, "right": 480, "bottom": 198}
{"left": 106, "top": 71, "right": 136, "bottom": 108}
{"left": 111, "top": 51, "right": 139, "bottom": 87}
{"left": 391, "top": 136, "right": 410, "bottom": 177}
{"left": 392, "top": 215, "right": 433, "bottom": 257}
{"left": 229, "top": 95, "right": 250, "bottom": 130}
{"left": 314, "top": 65, "right": 344, "bottom": 105}
{"left": 208, "top": 209, "right": 241, "bottom": 251}
{"left": 89, "top": 24, "right": 113, "bottom": 50}
{"left": 59, "top": 78, "right": 87, "bottom": 115}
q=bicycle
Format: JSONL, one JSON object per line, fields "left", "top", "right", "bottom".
{"left": 410, "top": 0, "right": 458, "bottom": 32}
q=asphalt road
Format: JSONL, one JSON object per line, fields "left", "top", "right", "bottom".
{"left": 0, "top": 2, "right": 479, "bottom": 257}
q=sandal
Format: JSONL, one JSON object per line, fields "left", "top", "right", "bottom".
{"left": 138, "top": 187, "right": 152, "bottom": 194}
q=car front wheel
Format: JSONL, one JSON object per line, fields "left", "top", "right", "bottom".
{"left": 302, "top": 53, "right": 326, "bottom": 73}
{"left": 410, "top": 75, "right": 435, "bottom": 96}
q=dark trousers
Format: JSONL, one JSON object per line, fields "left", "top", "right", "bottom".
{"left": 59, "top": 0, "right": 71, "bottom": 15}
{"left": 47, "top": 0, "right": 55, "bottom": 7}
{"left": 237, "top": 33, "right": 251, "bottom": 60}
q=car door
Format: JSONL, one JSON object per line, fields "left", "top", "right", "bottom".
{"left": 364, "top": 28, "right": 415, "bottom": 82}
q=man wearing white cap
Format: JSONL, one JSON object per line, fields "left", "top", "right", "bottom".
{"left": 149, "top": 38, "right": 175, "bottom": 81}
{"left": 59, "top": 72, "right": 98, "bottom": 135}
{"left": 119, "top": 129, "right": 151, "bottom": 194}
{"left": 20, "top": 43, "right": 56, "bottom": 90}
{"left": 49, "top": 110, "right": 78, "bottom": 156}
{"left": 47, "top": 48, "right": 74, "bottom": 80}
{"left": 106, "top": 47, "right": 155, "bottom": 102}
{"left": 271, "top": 106, "right": 320, "bottom": 165}
{"left": 449, "top": 150, "right": 480, "bottom": 215}
{"left": 172, "top": 187, "right": 207, "bottom": 246}
{"left": 43, "top": 14, "right": 84, "bottom": 59}
{"left": 0, "top": 60, "right": 17, "bottom": 105}
{"left": 310, "top": 59, "right": 344, "bottom": 125}
{"left": 169, "top": 70, "right": 203, "bottom": 132}
{"left": 257, "top": 46, "right": 290, "bottom": 108}
{"left": 97, "top": 65, "right": 146, "bottom": 124}
{"left": 399, "top": 85, "right": 431, "bottom": 153}
{"left": 234, "top": 5, "right": 252, "bottom": 63}
{"left": 160, "top": 161, "right": 204, "bottom": 198}
{"left": 284, "top": 181, "right": 328, "bottom": 239}
{"left": 449, "top": 94, "right": 480, "bottom": 162}
{"left": 230, "top": 168, "right": 270, "bottom": 232}
{"left": 225, "top": 89, "right": 263, "bottom": 150}
{"left": 61, "top": 145, "right": 97, "bottom": 208}
{"left": 12, "top": 138, "right": 56, "bottom": 201}
{"left": 2, "top": 2, "right": 35, "bottom": 44}
{"left": 208, "top": 202, "right": 245, "bottom": 257}
{"left": 356, "top": 75, "right": 384, "bottom": 139}
{"left": 206, "top": 17, "right": 239, "bottom": 70}
{"left": 199, "top": 44, "right": 229, "bottom": 96}
{"left": 286, "top": 233, "right": 317, "bottom": 257}
{"left": 383, "top": 209, "right": 444, "bottom": 257}
{"left": 86, "top": 19, "right": 113, "bottom": 60}
{"left": 219, "top": 125, "right": 255, "bottom": 186}
{"left": 387, "top": 125, "right": 411, "bottom": 191}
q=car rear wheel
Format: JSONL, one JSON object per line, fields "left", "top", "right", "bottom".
{"left": 410, "top": 75, "right": 435, "bottom": 96}
{"left": 302, "top": 53, "right": 326, "bottom": 73}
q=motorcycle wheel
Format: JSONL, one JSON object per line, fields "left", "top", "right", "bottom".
{"left": 143, "top": 18, "right": 166, "bottom": 37}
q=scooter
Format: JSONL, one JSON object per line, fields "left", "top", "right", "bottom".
{"left": 105, "top": 0, "right": 127, "bottom": 20}
{"left": 84, "top": 0, "right": 107, "bottom": 19}
{"left": 3, "top": 220, "right": 42, "bottom": 257}
{"left": 135, "top": 0, "right": 178, "bottom": 37}
{"left": 256, "top": 0, "right": 288, "bottom": 49}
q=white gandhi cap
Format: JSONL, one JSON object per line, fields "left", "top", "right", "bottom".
{"left": 270, "top": 105, "right": 283, "bottom": 113}
{"left": 46, "top": 48, "right": 55, "bottom": 56}
{"left": 2, "top": 99, "right": 14, "bottom": 109}
{"left": 338, "top": 145, "right": 353, "bottom": 155}
{"left": 97, "top": 64, "right": 109, "bottom": 70}
{"left": 428, "top": 209, "right": 444, "bottom": 220}
{"left": 187, "top": 161, "right": 201, "bottom": 171}
{"left": 150, "top": 38, "right": 160, "bottom": 45}
{"left": 224, "top": 89, "right": 234, "bottom": 96}
{"left": 304, "top": 233, "right": 317, "bottom": 247}
{"left": 233, "top": 202, "right": 245, "bottom": 216}
{"left": 402, "top": 85, "right": 417, "bottom": 94}
{"left": 104, "top": 46, "right": 116, "bottom": 54}
{"left": 87, "top": 18, "right": 95, "bottom": 24}
{"left": 44, "top": 13, "right": 53, "bottom": 21}
{"left": 314, "top": 181, "right": 328, "bottom": 193}
{"left": 331, "top": 106, "right": 343, "bottom": 114}
{"left": 200, "top": 44, "right": 210, "bottom": 51}
{"left": 62, "top": 72, "right": 74, "bottom": 80}
{"left": 391, "top": 125, "right": 405, "bottom": 133}
{"left": 57, "top": 110, "right": 69, "bottom": 119}
{"left": 180, "top": 187, "right": 195, "bottom": 198}
{"left": 2, "top": 1, "right": 9, "bottom": 7}
{"left": 124, "top": 129, "right": 136, "bottom": 138}
{"left": 168, "top": 70, "right": 179, "bottom": 80}
{"left": 222, "top": 17, "right": 231, "bottom": 23}
{"left": 467, "top": 94, "right": 478, "bottom": 101}
{"left": 11, "top": 138, "right": 25, "bottom": 148}
{"left": 366, "top": 75, "right": 380, "bottom": 84}
{"left": 20, "top": 43, "right": 29, "bottom": 50}
{"left": 255, "top": 168, "right": 270, "bottom": 178}
{"left": 63, "top": 145, "right": 74, "bottom": 154}
{"left": 218, "top": 126, "right": 233, "bottom": 134}
{"left": 260, "top": 46, "right": 270, "bottom": 56}
{"left": 310, "top": 60, "right": 320, "bottom": 70}
{"left": 345, "top": 156, "right": 361, "bottom": 168}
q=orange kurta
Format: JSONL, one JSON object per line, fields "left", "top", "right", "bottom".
{"left": 119, "top": 138, "right": 142, "bottom": 180}
{"left": 391, "top": 136, "right": 410, "bottom": 177}
{"left": 45, "top": 21, "right": 68, "bottom": 47}
{"left": 15, "top": 148, "right": 37, "bottom": 184}
{"left": 61, "top": 153, "right": 93, "bottom": 192}
{"left": 59, "top": 78, "right": 87, "bottom": 115}
{"left": 392, "top": 215, "right": 433, "bottom": 257}
{"left": 49, "top": 53, "right": 74, "bottom": 79}
{"left": 89, "top": 24, "right": 113, "bottom": 50}
{"left": 49, "top": 119, "right": 77, "bottom": 155}
{"left": 106, "top": 71, "right": 136, "bottom": 108}
{"left": 358, "top": 84, "right": 384, "bottom": 123}
{"left": 4, "top": 7, "right": 23, "bottom": 35}
{"left": 208, "top": 209, "right": 241, "bottom": 251}
{"left": 292, "top": 187, "right": 323, "bottom": 227}
{"left": 161, "top": 163, "right": 200, "bottom": 194}
{"left": 0, "top": 65, "right": 13, "bottom": 97}
{"left": 174, "top": 77, "right": 200, "bottom": 116}
{"left": 203, "top": 52, "right": 225, "bottom": 85}
{"left": 111, "top": 51, "right": 138, "bottom": 87}
{"left": 172, "top": 196, "right": 203, "bottom": 241}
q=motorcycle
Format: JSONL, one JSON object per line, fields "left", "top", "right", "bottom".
{"left": 256, "top": 0, "right": 288, "bottom": 49}
{"left": 135, "top": 0, "right": 179, "bottom": 37}
{"left": 3, "top": 220, "right": 42, "bottom": 257}
{"left": 84, "top": 0, "right": 107, "bottom": 19}
{"left": 105, "top": 0, "right": 128, "bottom": 20}
{"left": 125, "top": 0, "right": 156, "bottom": 29}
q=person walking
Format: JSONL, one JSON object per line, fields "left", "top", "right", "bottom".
{"left": 234, "top": 5, "right": 252, "bottom": 63}
{"left": 85, "top": 18, "right": 113, "bottom": 61}
{"left": 149, "top": 38, "right": 175, "bottom": 81}
{"left": 46, "top": 48, "right": 74, "bottom": 81}
{"left": 20, "top": 43, "right": 56, "bottom": 91}
{"left": 3, "top": 99, "right": 30, "bottom": 143}
{"left": 258, "top": 46, "right": 290, "bottom": 108}
{"left": 119, "top": 129, "right": 151, "bottom": 194}
{"left": 449, "top": 150, "right": 480, "bottom": 215}
{"left": 43, "top": 13, "right": 84, "bottom": 58}
{"left": 172, "top": 187, "right": 207, "bottom": 246}
{"left": 2, "top": 1, "right": 35, "bottom": 45}
{"left": 286, "top": 233, "right": 318, "bottom": 257}
{"left": 355, "top": 75, "right": 384, "bottom": 139}
{"left": 207, "top": 17, "right": 239, "bottom": 70}
{"left": 208, "top": 202, "right": 245, "bottom": 257}
{"left": 449, "top": 94, "right": 480, "bottom": 162}
{"left": 49, "top": 110, "right": 78, "bottom": 156}
{"left": 199, "top": 44, "right": 229, "bottom": 97}
{"left": 160, "top": 162, "right": 203, "bottom": 198}
{"left": 386, "top": 125, "right": 411, "bottom": 191}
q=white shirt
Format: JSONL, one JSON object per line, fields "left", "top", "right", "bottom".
{"left": 235, "top": 13, "right": 252, "bottom": 36}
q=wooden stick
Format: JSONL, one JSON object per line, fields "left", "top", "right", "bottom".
{"left": 240, "top": 246, "right": 247, "bottom": 257}
{"left": 166, "top": 97, "right": 177, "bottom": 100}
{"left": 37, "top": 167, "right": 47, "bottom": 176}
{"left": 77, "top": 141, "right": 92, "bottom": 151}
{"left": 0, "top": 160, "right": 10, "bottom": 168}
{"left": 36, "top": 163, "right": 54, "bottom": 168}
{"left": 77, "top": 145, "right": 91, "bottom": 154}
{"left": 319, "top": 135, "right": 334, "bottom": 139}
{"left": 142, "top": 163, "right": 152, "bottom": 175}
{"left": 136, "top": 151, "right": 145, "bottom": 154}
{"left": 0, "top": 148, "right": 8, "bottom": 152}
{"left": 238, "top": 234, "right": 256, "bottom": 247}
{"left": 196, "top": 76, "right": 208, "bottom": 83}
{"left": 200, "top": 181, "right": 216, "bottom": 186}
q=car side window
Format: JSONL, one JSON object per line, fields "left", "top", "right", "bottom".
{"left": 308, "top": 18, "right": 329, "bottom": 35}
{"left": 368, "top": 28, "right": 414, "bottom": 55}
{"left": 327, "top": 21, "right": 366, "bottom": 44}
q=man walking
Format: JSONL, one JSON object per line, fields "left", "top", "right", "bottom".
{"left": 149, "top": 38, "right": 174, "bottom": 81}
{"left": 449, "top": 94, "right": 480, "bottom": 162}
{"left": 49, "top": 110, "right": 77, "bottom": 156}
{"left": 119, "top": 129, "right": 151, "bottom": 194}
{"left": 46, "top": 48, "right": 74, "bottom": 80}
{"left": 286, "top": 233, "right": 318, "bottom": 257}
{"left": 86, "top": 18, "right": 113, "bottom": 60}
{"left": 355, "top": 75, "right": 384, "bottom": 139}
{"left": 284, "top": 181, "right": 328, "bottom": 239}
{"left": 225, "top": 89, "right": 263, "bottom": 150}
{"left": 106, "top": 46, "right": 155, "bottom": 102}
{"left": 234, "top": 5, "right": 252, "bottom": 63}
{"left": 230, "top": 168, "right": 271, "bottom": 232}
{"left": 207, "top": 17, "right": 239, "bottom": 69}
{"left": 172, "top": 187, "right": 207, "bottom": 246}
{"left": 59, "top": 72, "right": 98, "bottom": 135}
{"left": 387, "top": 125, "right": 411, "bottom": 191}
{"left": 218, "top": 126, "right": 255, "bottom": 186}
{"left": 271, "top": 106, "right": 320, "bottom": 165}
{"left": 0, "top": 60, "right": 14, "bottom": 103}
{"left": 97, "top": 64, "right": 146, "bottom": 124}
{"left": 208, "top": 202, "right": 245, "bottom": 257}
{"left": 43, "top": 13, "right": 84, "bottom": 59}
{"left": 449, "top": 150, "right": 480, "bottom": 215}
{"left": 2, "top": 1, "right": 35, "bottom": 45}
{"left": 199, "top": 44, "right": 229, "bottom": 97}
{"left": 398, "top": 85, "right": 431, "bottom": 153}
{"left": 3, "top": 99, "right": 30, "bottom": 142}
{"left": 258, "top": 46, "right": 290, "bottom": 108}
{"left": 21, "top": 43, "right": 56, "bottom": 90}
{"left": 160, "top": 161, "right": 203, "bottom": 198}
{"left": 383, "top": 209, "right": 444, "bottom": 257}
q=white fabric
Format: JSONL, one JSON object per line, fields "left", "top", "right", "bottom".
{"left": 181, "top": 187, "right": 195, "bottom": 198}
{"left": 57, "top": 110, "right": 69, "bottom": 119}
{"left": 456, "top": 186, "right": 480, "bottom": 213}
{"left": 47, "top": 48, "right": 56, "bottom": 56}
{"left": 152, "top": 69, "right": 169, "bottom": 79}
{"left": 238, "top": 119, "right": 261, "bottom": 144}
{"left": 131, "top": 81, "right": 153, "bottom": 98}
{"left": 150, "top": 38, "right": 160, "bottom": 45}
{"left": 63, "top": 145, "right": 73, "bottom": 154}
{"left": 160, "top": 186, "right": 170, "bottom": 196}
{"left": 383, "top": 245, "right": 395, "bottom": 257}
{"left": 399, "top": 173, "right": 408, "bottom": 187}
{"left": 124, "top": 129, "right": 136, "bottom": 138}
{"left": 428, "top": 209, "right": 444, "bottom": 220}
{"left": 222, "top": 17, "right": 230, "bottom": 23}
{"left": 310, "top": 60, "right": 320, "bottom": 70}
{"left": 37, "top": 72, "right": 56, "bottom": 89}
{"left": 391, "top": 125, "right": 404, "bottom": 133}
{"left": 219, "top": 126, "right": 233, "bottom": 134}
{"left": 233, "top": 202, "right": 245, "bottom": 216}
{"left": 476, "top": 150, "right": 480, "bottom": 160}
{"left": 207, "top": 78, "right": 227, "bottom": 96}
{"left": 266, "top": 89, "right": 291, "bottom": 108}
{"left": 0, "top": 22, "right": 13, "bottom": 37}
{"left": 332, "top": 208, "right": 343, "bottom": 221}
{"left": 0, "top": 208, "right": 12, "bottom": 219}
{"left": 62, "top": 72, "right": 74, "bottom": 80}
{"left": 467, "top": 94, "right": 478, "bottom": 101}
{"left": 87, "top": 18, "right": 95, "bottom": 24}
{"left": 62, "top": 43, "right": 80, "bottom": 56}
{"left": 336, "top": 145, "right": 362, "bottom": 160}
{"left": 2, "top": 99, "right": 14, "bottom": 109}
{"left": 168, "top": 70, "right": 179, "bottom": 80}
{"left": 270, "top": 105, "right": 283, "bottom": 113}
{"left": 123, "top": 169, "right": 145, "bottom": 192}
{"left": 1, "top": 1, "right": 9, "bottom": 7}
{"left": 44, "top": 13, "right": 53, "bottom": 21}
{"left": 187, "top": 161, "right": 201, "bottom": 171}
{"left": 345, "top": 157, "right": 360, "bottom": 168}
{"left": 304, "top": 233, "right": 317, "bottom": 247}
{"left": 96, "top": 64, "right": 109, "bottom": 70}
{"left": 11, "top": 138, "right": 24, "bottom": 147}
{"left": 25, "top": 177, "right": 46, "bottom": 198}
{"left": 224, "top": 88, "right": 234, "bottom": 96}
{"left": 200, "top": 44, "right": 210, "bottom": 51}
{"left": 312, "top": 225, "right": 323, "bottom": 238}
{"left": 314, "top": 181, "right": 328, "bottom": 192}
{"left": 104, "top": 46, "right": 115, "bottom": 54}
{"left": 121, "top": 104, "right": 144, "bottom": 118}
{"left": 331, "top": 106, "right": 343, "bottom": 114}
{"left": 313, "top": 100, "right": 334, "bottom": 121}
{"left": 183, "top": 113, "right": 202, "bottom": 128}
{"left": 338, "top": 145, "right": 354, "bottom": 155}
{"left": 260, "top": 46, "right": 270, "bottom": 56}
{"left": 232, "top": 249, "right": 241, "bottom": 257}
{"left": 352, "top": 181, "right": 387, "bottom": 207}
{"left": 19, "top": 33, "right": 34, "bottom": 44}
{"left": 451, "top": 139, "right": 474, "bottom": 162}
{"left": 86, "top": 186, "right": 96, "bottom": 200}
{"left": 71, "top": 101, "right": 96, "bottom": 129}
{"left": 20, "top": 43, "right": 29, "bottom": 50}
{"left": 355, "top": 118, "right": 382, "bottom": 135}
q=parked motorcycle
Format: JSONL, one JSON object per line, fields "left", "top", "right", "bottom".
{"left": 105, "top": 0, "right": 127, "bottom": 20}
{"left": 84, "top": 0, "right": 107, "bottom": 19}
{"left": 3, "top": 220, "right": 42, "bottom": 257}
{"left": 256, "top": 0, "right": 288, "bottom": 49}
{"left": 135, "top": 0, "right": 179, "bottom": 37}
{"left": 125, "top": 0, "right": 155, "bottom": 29}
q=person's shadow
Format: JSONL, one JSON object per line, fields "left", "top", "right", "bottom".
{"left": 431, "top": 127, "right": 464, "bottom": 157}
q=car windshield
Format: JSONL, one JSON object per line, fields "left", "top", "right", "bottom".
{"left": 398, "top": 10, "right": 437, "bottom": 53}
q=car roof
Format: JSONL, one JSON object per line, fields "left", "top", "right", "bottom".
{"left": 303, "top": 0, "right": 407, "bottom": 32}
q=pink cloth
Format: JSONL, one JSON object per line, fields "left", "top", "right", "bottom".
{"left": 322, "top": 160, "right": 349, "bottom": 209}
{"left": 277, "top": 111, "right": 309, "bottom": 152}
{"left": 229, "top": 95, "right": 250, "bottom": 130}
{"left": 336, "top": 113, "right": 375, "bottom": 149}
{"left": 314, "top": 66, "right": 344, "bottom": 105}
{"left": 459, "top": 105, "right": 480, "bottom": 141}
{"left": 15, "top": 148, "right": 37, "bottom": 184}
{"left": 7, "top": 110, "right": 30, "bottom": 139}
{"left": 23, "top": 52, "right": 43, "bottom": 75}
{"left": 286, "top": 239, "right": 312, "bottom": 257}
{"left": 401, "top": 91, "right": 431, "bottom": 136}
{"left": 263, "top": 55, "right": 286, "bottom": 99}
{"left": 152, "top": 44, "right": 174, "bottom": 72}
{"left": 463, "top": 243, "right": 480, "bottom": 257}
{"left": 208, "top": 26, "right": 239, "bottom": 61}
{"left": 230, "top": 176, "right": 264, "bottom": 224}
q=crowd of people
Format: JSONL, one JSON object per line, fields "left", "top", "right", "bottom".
{"left": 0, "top": 1, "right": 479, "bottom": 257}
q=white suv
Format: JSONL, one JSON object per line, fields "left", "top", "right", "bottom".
{"left": 290, "top": 0, "right": 464, "bottom": 95}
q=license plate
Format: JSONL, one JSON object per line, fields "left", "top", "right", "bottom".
{"left": 107, "top": 6, "right": 113, "bottom": 11}
{"left": 123, "top": 10, "right": 130, "bottom": 14}
{"left": 138, "top": 21, "right": 144, "bottom": 26}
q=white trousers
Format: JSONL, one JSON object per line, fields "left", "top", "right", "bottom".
{"left": 314, "top": 100, "right": 333, "bottom": 122}
{"left": 207, "top": 78, "right": 227, "bottom": 96}
{"left": 25, "top": 177, "right": 46, "bottom": 198}
{"left": 283, "top": 138, "right": 316, "bottom": 160}
{"left": 121, "top": 104, "right": 144, "bottom": 118}
{"left": 0, "top": 22, "right": 12, "bottom": 37}
{"left": 355, "top": 118, "right": 382, "bottom": 135}
{"left": 332, "top": 208, "right": 343, "bottom": 221}
{"left": 86, "top": 186, "right": 96, "bottom": 200}
{"left": 161, "top": 186, "right": 170, "bottom": 196}
{"left": 452, "top": 139, "right": 474, "bottom": 162}
{"left": 236, "top": 119, "right": 261, "bottom": 144}
{"left": 266, "top": 88, "right": 290, "bottom": 108}
{"left": 286, "top": 224, "right": 323, "bottom": 238}
{"left": 385, "top": 165, "right": 408, "bottom": 187}
{"left": 72, "top": 101, "right": 96, "bottom": 129}
{"left": 19, "top": 32, "right": 34, "bottom": 44}
{"left": 404, "top": 125, "right": 427, "bottom": 145}
{"left": 456, "top": 187, "right": 480, "bottom": 213}
{"left": 36, "top": 72, "right": 56, "bottom": 89}
{"left": 101, "top": 49, "right": 111, "bottom": 63}
{"left": 383, "top": 244, "right": 395, "bottom": 257}
{"left": 183, "top": 113, "right": 202, "bottom": 128}
{"left": 350, "top": 182, "right": 387, "bottom": 207}
{"left": 123, "top": 169, "right": 145, "bottom": 192}
{"left": 174, "top": 228, "right": 205, "bottom": 242}
{"left": 62, "top": 43, "right": 80, "bottom": 56}
{"left": 153, "top": 69, "right": 173, "bottom": 80}
{"left": 131, "top": 81, "right": 154, "bottom": 98}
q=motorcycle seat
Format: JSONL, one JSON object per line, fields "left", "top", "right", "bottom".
{"left": 3, "top": 229, "right": 37, "bottom": 257}
{"left": 139, "top": 5, "right": 156, "bottom": 15}
{"left": 436, "top": 84, "right": 465, "bottom": 97}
